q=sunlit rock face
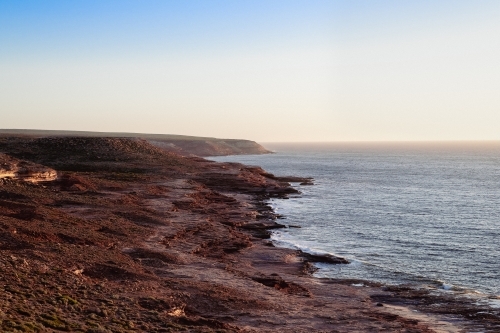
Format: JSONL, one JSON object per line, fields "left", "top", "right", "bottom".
{"left": 148, "top": 139, "right": 271, "bottom": 156}
{"left": 0, "top": 153, "right": 57, "bottom": 183}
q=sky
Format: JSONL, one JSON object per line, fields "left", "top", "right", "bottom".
{"left": 1, "top": 0, "right": 499, "bottom": 142}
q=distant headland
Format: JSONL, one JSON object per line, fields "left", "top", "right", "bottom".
{"left": 0, "top": 129, "right": 271, "bottom": 157}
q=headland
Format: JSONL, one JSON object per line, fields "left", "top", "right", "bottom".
{"left": 0, "top": 129, "right": 271, "bottom": 157}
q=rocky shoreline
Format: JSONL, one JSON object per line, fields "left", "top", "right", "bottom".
{"left": 0, "top": 136, "right": 497, "bottom": 332}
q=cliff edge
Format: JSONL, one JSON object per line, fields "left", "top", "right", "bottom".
{"left": 0, "top": 129, "right": 271, "bottom": 157}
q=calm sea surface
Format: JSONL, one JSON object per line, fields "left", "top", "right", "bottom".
{"left": 210, "top": 142, "right": 500, "bottom": 297}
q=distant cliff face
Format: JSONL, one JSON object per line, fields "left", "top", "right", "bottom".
{"left": 147, "top": 139, "right": 271, "bottom": 156}
{"left": 0, "top": 130, "right": 271, "bottom": 157}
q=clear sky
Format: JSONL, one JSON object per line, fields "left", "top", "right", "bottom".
{"left": 1, "top": 0, "right": 499, "bottom": 142}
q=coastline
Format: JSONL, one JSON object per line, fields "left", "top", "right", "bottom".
{"left": 211, "top": 154, "right": 500, "bottom": 332}
{"left": 0, "top": 136, "right": 491, "bottom": 332}
{"left": 261, "top": 186, "right": 499, "bottom": 333}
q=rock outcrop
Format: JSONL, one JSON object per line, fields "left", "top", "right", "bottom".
{"left": 0, "top": 153, "right": 57, "bottom": 183}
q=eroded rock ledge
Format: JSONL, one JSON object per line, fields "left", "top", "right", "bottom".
{"left": 0, "top": 153, "right": 57, "bottom": 183}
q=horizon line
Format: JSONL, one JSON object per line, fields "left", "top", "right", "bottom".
{"left": 1, "top": 128, "right": 499, "bottom": 144}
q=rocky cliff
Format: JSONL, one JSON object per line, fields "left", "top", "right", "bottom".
{"left": 0, "top": 129, "right": 271, "bottom": 156}
{"left": 147, "top": 138, "right": 269, "bottom": 156}
{"left": 0, "top": 136, "right": 481, "bottom": 332}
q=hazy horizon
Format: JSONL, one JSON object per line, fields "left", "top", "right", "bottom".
{"left": 2, "top": 1, "right": 499, "bottom": 142}
{"left": 3, "top": 128, "right": 500, "bottom": 145}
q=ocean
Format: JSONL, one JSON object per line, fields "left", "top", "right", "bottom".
{"left": 210, "top": 142, "right": 500, "bottom": 299}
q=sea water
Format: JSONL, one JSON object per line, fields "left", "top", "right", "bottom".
{"left": 210, "top": 142, "right": 500, "bottom": 297}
